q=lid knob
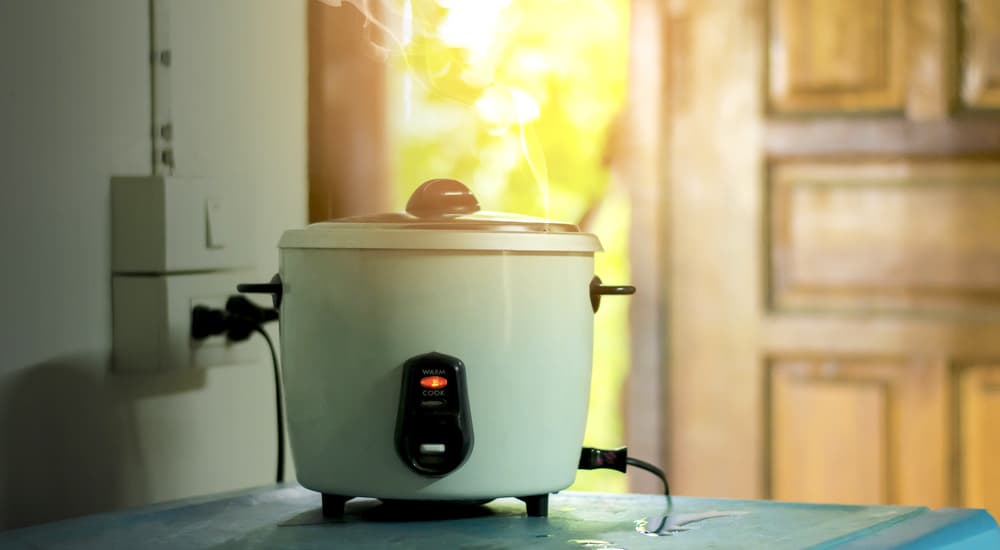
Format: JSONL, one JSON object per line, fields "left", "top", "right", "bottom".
{"left": 405, "top": 179, "right": 481, "bottom": 218}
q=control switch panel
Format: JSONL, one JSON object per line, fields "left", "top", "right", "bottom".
{"left": 395, "top": 352, "right": 474, "bottom": 477}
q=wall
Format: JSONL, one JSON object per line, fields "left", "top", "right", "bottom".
{"left": 0, "top": 0, "right": 307, "bottom": 529}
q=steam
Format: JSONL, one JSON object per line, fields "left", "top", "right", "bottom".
{"left": 317, "top": 0, "right": 400, "bottom": 60}
{"left": 481, "top": 85, "right": 549, "bottom": 216}
{"left": 318, "top": 0, "right": 551, "bottom": 219}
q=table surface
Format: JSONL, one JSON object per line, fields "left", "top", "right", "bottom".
{"left": 2, "top": 485, "right": 998, "bottom": 549}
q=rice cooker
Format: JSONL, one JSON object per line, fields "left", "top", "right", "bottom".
{"left": 238, "top": 178, "right": 635, "bottom": 517}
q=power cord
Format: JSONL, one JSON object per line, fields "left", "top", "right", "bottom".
{"left": 625, "top": 456, "right": 671, "bottom": 504}
{"left": 253, "top": 326, "right": 284, "bottom": 484}
{"left": 579, "top": 447, "right": 673, "bottom": 513}
{"left": 191, "top": 296, "right": 283, "bottom": 483}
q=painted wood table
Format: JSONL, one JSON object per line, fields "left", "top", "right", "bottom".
{"left": 1, "top": 485, "right": 997, "bottom": 549}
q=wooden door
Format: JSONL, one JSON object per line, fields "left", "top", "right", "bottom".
{"left": 663, "top": 0, "right": 1000, "bottom": 512}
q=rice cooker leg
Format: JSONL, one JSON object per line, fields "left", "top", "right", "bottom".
{"left": 321, "top": 493, "right": 352, "bottom": 518}
{"left": 517, "top": 494, "right": 549, "bottom": 517}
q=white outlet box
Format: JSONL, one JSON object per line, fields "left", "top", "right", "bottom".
{"left": 111, "top": 176, "right": 253, "bottom": 273}
{"left": 112, "top": 271, "right": 265, "bottom": 372}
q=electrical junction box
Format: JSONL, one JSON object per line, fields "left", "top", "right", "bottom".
{"left": 111, "top": 176, "right": 253, "bottom": 273}
{"left": 110, "top": 176, "right": 260, "bottom": 372}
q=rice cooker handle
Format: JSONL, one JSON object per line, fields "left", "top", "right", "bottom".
{"left": 237, "top": 273, "right": 283, "bottom": 309}
{"left": 405, "top": 178, "right": 481, "bottom": 218}
{"left": 590, "top": 275, "right": 636, "bottom": 313}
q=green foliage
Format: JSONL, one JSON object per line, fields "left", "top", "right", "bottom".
{"left": 386, "top": 0, "right": 631, "bottom": 493}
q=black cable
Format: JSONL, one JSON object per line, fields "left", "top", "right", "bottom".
{"left": 191, "top": 297, "right": 283, "bottom": 484}
{"left": 255, "top": 326, "right": 285, "bottom": 484}
{"left": 577, "top": 448, "right": 673, "bottom": 517}
{"left": 626, "top": 456, "right": 673, "bottom": 518}
{"left": 625, "top": 457, "right": 670, "bottom": 498}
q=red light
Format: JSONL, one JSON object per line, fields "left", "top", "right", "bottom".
{"left": 420, "top": 376, "right": 448, "bottom": 389}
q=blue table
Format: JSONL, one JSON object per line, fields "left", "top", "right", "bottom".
{"left": 1, "top": 485, "right": 997, "bottom": 549}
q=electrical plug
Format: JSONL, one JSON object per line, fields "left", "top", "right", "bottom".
{"left": 578, "top": 446, "right": 628, "bottom": 473}
{"left": 190, "top": 295, "right": 278, "bottom": 342}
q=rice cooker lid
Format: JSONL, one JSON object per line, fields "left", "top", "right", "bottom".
{"left": 279, "top": 179, "right": 603, "bottom": 252}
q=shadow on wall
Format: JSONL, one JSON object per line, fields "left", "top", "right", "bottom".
{"left": 0, "top": 353, "right": 205, "bottom": 530}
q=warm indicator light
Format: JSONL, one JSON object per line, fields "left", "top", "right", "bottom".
{"left": 420, "top": 376, "right": 448, "bottom": 389}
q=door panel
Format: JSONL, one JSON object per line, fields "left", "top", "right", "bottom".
{"left": 770, "top": 359, "right": 891, "bottom": 504}
{"left": 960, "top": 0, "right": 1000, "bottom": 109}
{"left": 768, "top": 0, "right": 906, "bottom": 112}
{"left": 957, "top": 364, "right": 1000, "bottom": 512}
{"left": 770, "top": 160, "right": 1000, "bottom": 312}
{"left": 769, "top": 357, "right": 948, "bottom": 507}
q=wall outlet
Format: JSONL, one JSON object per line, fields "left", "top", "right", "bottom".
{"left": 112, "top": 270, "right": 263, "bottom": 372}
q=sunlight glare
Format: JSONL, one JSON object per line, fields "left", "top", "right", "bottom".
{"left": 435, "top": 0, "right": 510, "bottom": 59}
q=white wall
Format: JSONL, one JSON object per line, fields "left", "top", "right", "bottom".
{"left": 0, "top": 0, "right": 307, "bottom": 529}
